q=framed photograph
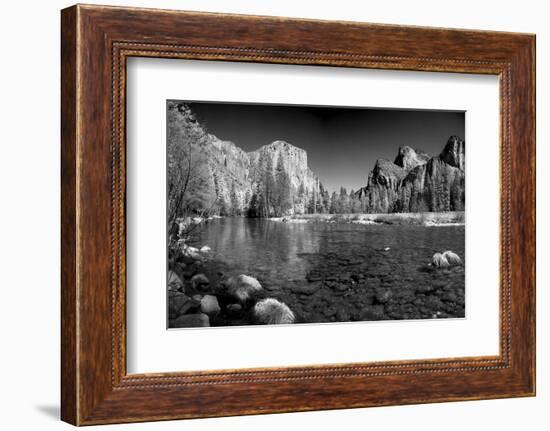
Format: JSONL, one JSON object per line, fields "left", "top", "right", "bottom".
{"left": 61, "top": 4, "right": 536, "bottom": 425}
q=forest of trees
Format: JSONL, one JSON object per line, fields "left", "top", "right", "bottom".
{"left": 245, "top": 177, "right": 370, "bottom": 218}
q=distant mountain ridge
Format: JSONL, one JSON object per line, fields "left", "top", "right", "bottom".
{"left": 169, "top": 102, "right": 465, "bottom": 216}
{"left": 356, "top": 136, "right": 465, "bottom": 213}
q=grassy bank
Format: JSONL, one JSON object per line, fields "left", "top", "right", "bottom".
{"left": 275, "top": 211, "right": 465, "bottom": 226}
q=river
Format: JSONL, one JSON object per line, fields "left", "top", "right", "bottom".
{"left": 189, "top": 217, "right": 465, "bottom": 324}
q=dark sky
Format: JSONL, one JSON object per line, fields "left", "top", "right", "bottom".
{"left": 185, "top": 101, "right": 464, "bottom": 193}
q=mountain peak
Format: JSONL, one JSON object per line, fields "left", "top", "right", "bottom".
{"left": 254, "top": 140, "right": 305, "bottom": 153}
{"left": 394, "top": 146, "right": 430, "bottom": 170}
{"left": 439, "top": 135, "right": 465, "bottom": 170}
{"left": 371, "top": 159, "right": 408, "bottom": 184}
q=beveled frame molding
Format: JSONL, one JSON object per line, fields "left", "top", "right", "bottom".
{"left": 61, "top": 4, "right": 535, "bottom": 425}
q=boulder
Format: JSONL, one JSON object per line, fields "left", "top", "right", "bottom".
{"left": 191, "top": 273, "right": 210, "bottom": 290}
{"left": 432, "top": 252, "right": 450, "bottom": 268}
{"left": 170, "top": 313, "right": 210, "bottom": 328}
{"left": 442, "top": 250, "right": 462, "bottom": 265}
{"left": 200, "top": 295, "right": 221, "bottom": 316}
{"left": 168, "top": 292, "right": 200, "bottom": 319}
{"left": 225, "top": 274, "right": 263, "bottom": 303}
{"left": 182, "top": 245, "right": 203, "bottom": 261}
{"left": 252, "top": 298, "right": 295, "bottom": 325}
{"left": 167, "top": 270, "right": 184, "bottom": 291}
{"left": 200, "top": 245, "right": 212, "bottom": 253}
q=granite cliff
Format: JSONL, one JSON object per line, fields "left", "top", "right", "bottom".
{"left": 356, "top": 136, "right": 465, "bottom": 212}
{"left": 169, "top": 102, "right": 464, "bottom": 216}
{"left": 207, "top": 136, "right": 321, "bottom": 216}
{"left": 168, "top": 102, "right": 321, "bottom": 217}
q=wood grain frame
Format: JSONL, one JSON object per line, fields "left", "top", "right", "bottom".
{"left": 61, "top": 4, "right": 536, "bottom": 426}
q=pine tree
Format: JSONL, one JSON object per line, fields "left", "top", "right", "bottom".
{"left": 258, "top": 153, "right": 275, "bottom": 217}
{"left": 330, "top": 191, "right": 338, "bottom": 214}
{"left": 321, "top": 186, "right": 330, "bottom": 214}
{"left": 338, "top": 187, "right": 350, "bottom": 213}
{"left": 275, "top": 151, "right": 292, "bottom": 216}
{"left": 230, "top": 181, "right": 240, "bottom": 215}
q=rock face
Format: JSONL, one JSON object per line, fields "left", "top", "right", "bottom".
{"left": 248, "top": 141, "right": 320, "bottom": 214}
{"left": 396, "top": 136, "right": 465, "bottom": 212}
{"left": 209, "top": 137, "right": 321, "bottom": 216}
{"left": 357, "top": 136, "right": 465, "bottom": 213}
{"left": 169, "top": 102, "right": 465, "bottom": 215}
{"left": 169, "top": 102, "right": 321, "bottom": 217}
{"left": 356, "top": 159, "right": 408, "bottom": 213}
{"left": 394, "top": 146, "right": 431, "bottom": 171}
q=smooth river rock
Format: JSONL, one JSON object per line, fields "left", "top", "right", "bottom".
{"left": 225, "top": 274, "right": 263, "bottom": 303}
{"left": 252, "top": 298, "right": 295, "bottom": 325}
{"left": 432, "top": 253, "right": 450, "bottom": 268}
{"left": 200, "top": 295, "right": 221, "bottom": 316}
{"left": 442, "top": 250, "right": 462, "bottom": 265}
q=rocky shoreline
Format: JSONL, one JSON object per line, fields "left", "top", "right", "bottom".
{"left": 168, "top": 231, "right": 465, "bottom": 328}
{"left": 168, "top": 244, "right": 297, "bottom": 328}
{"left": 270, "top": 211, "right": 465, "bottom": 227}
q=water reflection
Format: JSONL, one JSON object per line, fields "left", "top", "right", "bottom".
{"left": 190, "top": 218, "right": 465, "bottom": 322}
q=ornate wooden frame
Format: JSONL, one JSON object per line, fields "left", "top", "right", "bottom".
{"left": 61, "top": 4, "right": 536, "bottom": 425}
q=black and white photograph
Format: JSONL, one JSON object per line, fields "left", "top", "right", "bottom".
{"left": 167, "top": 101, "right": 466, "bottom": 329}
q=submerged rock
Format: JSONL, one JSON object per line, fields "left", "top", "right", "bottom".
{"left": 290, "top": 283, "right": 319, "bottom": 295}
{"left": 358, "top": 305, "right": 385, "bottom": 321}
{"left": 253, "top": 298, "right": 295, "bottom": 325}
{"left": 226, "top": 303, "right": 243, "bottom": 315}
{"left": 375, "top": 288, "right": 393, "bottom": 304}
{"left": 170, "top": 312, "right": 210, "bottom": 328}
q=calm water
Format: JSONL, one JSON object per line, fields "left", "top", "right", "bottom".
{"left": 190, "top": 218, "right": 465, "bottom": 323}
